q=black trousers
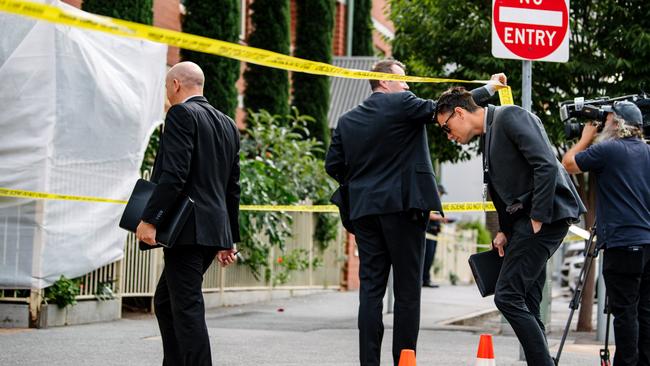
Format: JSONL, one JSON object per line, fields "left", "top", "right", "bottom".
{"left": 603, "top": 245, "right": 650, "bottom": 366}
{"left": 352, "top": 210, "right": 427, "bottom": 366}
{"left": 423, "top": 239, "right": 437, "bottom": 283}
{"left": 154, "top": 245, "right": 220, "bottom": 366}
{"left": 494, "top": 218, "right": 568, "bottom": 366}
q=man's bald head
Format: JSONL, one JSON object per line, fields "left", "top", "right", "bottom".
{"left": 165, "top": 61, "right": 205, "bottom": 106}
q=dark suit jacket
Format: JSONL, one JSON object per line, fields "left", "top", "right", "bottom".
{"left": 485, "top": 104, "right": 586, "bottom": 235}
{"left": 325, "top": 87, "right": 491, "bottom": 221}
{"left": 141, "top": 96, "right": 241, "bottom": 248}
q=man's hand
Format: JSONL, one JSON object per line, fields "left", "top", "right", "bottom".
{"left": 580, "top": 122, "right": 599, "bottom": 144}
{"left": 136, "top": 221, "right": 157, "bottom": 246}
{"left": 429, "top": 212, "right": 449, "bottom": 223}
{"left": 217, "top": 249, "right": 238, "bottom": 267}
{"left": 531, "top": 219, "right": 543, "bottom": 234}
{"left": 489, "top": 73, "right": 507, "bottom": 87}
{"left": 562, "top": 122, "right": 597, "bottom": 174}
{"left": 492, "top": 231, "right": 508, "bottom": 257}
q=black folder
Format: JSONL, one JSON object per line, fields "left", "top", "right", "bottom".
{"left": 119, "top": 179, "right": 194, "bottom": 250}
{"left": 468, "top": 249, "right": 504, "bottom": 297}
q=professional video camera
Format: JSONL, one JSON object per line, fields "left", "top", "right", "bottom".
{"left": 559, "top": 93, "right": 650, "bottom": 140}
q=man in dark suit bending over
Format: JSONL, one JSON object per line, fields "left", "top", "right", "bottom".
{"left": 136, "top": 61, "right": 240, "bottom": 366}
{"left": 325, "top": 58, "right": 504, "bottom": 366}
{"left": 434, "top": 87, "right": 586, "bottom": 365}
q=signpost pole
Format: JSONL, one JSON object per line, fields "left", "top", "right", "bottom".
{"left": 518, "top": 59, "right": 534, "bottom": 363}
{"left": 522, "top": 60, "right": 532, "bottom": 111}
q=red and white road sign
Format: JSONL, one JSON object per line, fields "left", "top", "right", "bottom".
{"left": 492, "top": 0, "right": 570, "bottom": 62}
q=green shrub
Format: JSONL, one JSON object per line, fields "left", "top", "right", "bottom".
{"left": 182, "top": 0, "right": 240, "bottom": 118}
{"left": 81, "top": 0, "right": 153, "bottom": 24}
{"left": 243, "top": 0, "right": 290, "bottom": 116}
{"left": 239, "top": 108, "right": 338, "bottom": 284}
{"left": 457, "top": 220, "right": 492, "bottom": 252}
{"left": 292, "top": 0, "right": 334, "bottom": 146}
{"left": 352, "top": 0, "right": 374, "bottom": 56}
{"left": 44, "top": 275, "right": 81, "bottom": 309}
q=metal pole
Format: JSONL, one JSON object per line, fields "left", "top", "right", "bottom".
{"left": 346, "top": 0, "right": 355, "bottom": 56}
{"left": 519, "top": 59, "right": 533, "bottom": 362}
{"left": 386, "top": 268, "right": 394, "bottom": 314}
{"left": 596, "top": 254, "right": 609, "bottom": 341}
{"left": 522, "top": 60, "right": 532, "bottom": 111}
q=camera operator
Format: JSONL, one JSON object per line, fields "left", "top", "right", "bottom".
{"left": 562, "top": 101, "right": 650, "bottom": 366}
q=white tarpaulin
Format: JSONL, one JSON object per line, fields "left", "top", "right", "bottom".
{"left": 0, "top": 1, "right": 167, "bottom": 288}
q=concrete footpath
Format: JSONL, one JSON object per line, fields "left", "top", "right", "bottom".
{"left": 0, "top": 285, "right": 606, "bottom": 365}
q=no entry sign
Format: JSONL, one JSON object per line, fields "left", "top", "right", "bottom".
{"left": 492, "top": 0, "right": 570, "bottom": 62}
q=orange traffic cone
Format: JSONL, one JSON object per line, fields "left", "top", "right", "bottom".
{"left": 398, "top": 349, "right": 416, "bottom": 366}
{"left": 475, "top": 334, "right": 496, "bottom": 366}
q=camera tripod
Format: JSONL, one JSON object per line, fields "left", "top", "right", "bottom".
{"left": 554, "top": 224, "right": 611, "bottom": 366}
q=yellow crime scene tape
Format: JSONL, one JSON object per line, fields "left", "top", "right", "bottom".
{"left": 0, "top": 188, "right": 496, "bottom": 212}
{"left": 0, "top": 187, "right": 129, "bottom": 205}
{"left": 0, "top": 1, "right": 511, "bottom": 214}
{"left": 498, "top": 86, "right": 514, "bottom": 105}
{"left": 0, "top": 0, "right": 496, "bottom": 85}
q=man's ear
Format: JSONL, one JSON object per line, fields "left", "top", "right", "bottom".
{"left": 173, "top": 78, "right": 181, "bottom": 92}
{"left": 454, "top": 106, "right": 464, "bottom": 119}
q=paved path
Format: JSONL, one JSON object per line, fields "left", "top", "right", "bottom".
{"left": 0, "top": 285, "right": 605, "bottom": 365}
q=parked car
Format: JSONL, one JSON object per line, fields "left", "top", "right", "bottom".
{"left": 560, "top": 241, "right": 599, "bottom": 293}
{"left": 561, "top": 241, "right": 585, "bottom": 287}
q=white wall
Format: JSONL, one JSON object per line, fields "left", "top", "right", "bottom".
{"left": 440, "top": 153, "right": 486, "bottom": 224}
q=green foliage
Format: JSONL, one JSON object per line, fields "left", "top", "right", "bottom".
{"left": 44, "top": 275, "right": 81, "bottom": 309}
{"left": 457, "top": 220, "right": 492, "bottom": 252}
{"left": 352, "top": 0, "right": 374, "bottom": 56}
{"left": 292, "top": 0, "right": 335, "bottom": 146}
{"left": 141, "top": 126, "right": 160, "bottom": 174}
{"left": 95, "top": 280, "right": 116, "bottom": 301}
{"left": 448, "top": 272, "right": 459, "bottom": 286}
{"left": 390, "top": 0, "right": 650, "bottom": 162}
{"left": 243, "top": 0, "right": 291, "bottom": 116}
{"left": 238, "top": 109, "right": 338, "bottom": 284}
{"left": 314, "top": 213, "right": 339, "bottom": 251}
{"left": 182, "top": 0, "right": 240, "bottom": 118}
{"left": 81, "top": 0, "right": 153, "bottom": 24}
{"left": 274, "top": 248, "right": 321, "bottom": 285}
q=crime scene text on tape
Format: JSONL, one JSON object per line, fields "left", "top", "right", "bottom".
{"left": 0, "top": 0, "right": 500, "bottom": 87}
{"left": 0, "top": 188, "right": 496, "bottom": 212}
{"left": 498, "top": 86, "right": 514, "bottom": 105}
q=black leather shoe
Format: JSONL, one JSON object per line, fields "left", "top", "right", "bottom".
{"left": 423, "top": 281, "right": 439, "bottom": 288}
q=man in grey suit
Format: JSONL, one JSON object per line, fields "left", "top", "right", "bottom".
{"left": 325, "top": 59, "right": 504, "bottom": 366}
{"left": 434, "top": 87, "right": 586, "bottom": 366}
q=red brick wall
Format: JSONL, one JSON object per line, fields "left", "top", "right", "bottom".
{"left": 345, "top": 233, "right": 360, "bottom": 290}
{"left": 290, "top": 0, "right": 297, "bottom": 50}
{"left": 372, "top": 0, "right": 393, "bottom": 56}
{"left": 153, "top": 0, "right": 181, "bottom": 66}
{"left": 244, "top": 0, "right": 254, "bottom": 40}
{"left": 333, "top": 2, "right": 347, "bottom": 56}
{"left": 62, "top": 0, "right": 82, "bottom": 8}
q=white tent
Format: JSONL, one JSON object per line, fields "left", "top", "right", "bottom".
{"left": 0, "top": 1, "right": 167, "bottom": 288}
